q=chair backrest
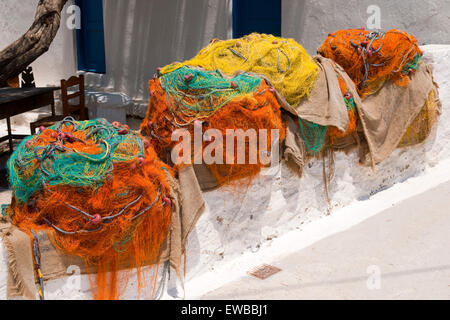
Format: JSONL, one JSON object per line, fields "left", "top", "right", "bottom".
{"left": 21, "top": 66, "right": 35, "bottom": 88}
{"left": 61, "top": 75, "right": 87, "bottom": 120}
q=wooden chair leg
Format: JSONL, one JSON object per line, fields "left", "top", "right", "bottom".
{"left": 80, "top": 107, "right": 87, "bottom": 121}
{"left": 6, "top": 117, "right": 13, "bottom": 153}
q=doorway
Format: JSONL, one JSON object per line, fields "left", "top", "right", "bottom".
{"left": 232, "top": 0, "right": 282, "bottom": 38}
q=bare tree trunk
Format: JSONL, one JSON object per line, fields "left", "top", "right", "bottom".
{"left": 0, "top": 0, "right": 68, "bottom": 87}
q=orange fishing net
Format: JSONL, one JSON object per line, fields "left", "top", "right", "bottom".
{"left": 140, "top": 67, "right": 285, "bottom": 186}
{"left": 7, "top": 118, "right": 173, "bottom": 300}
{"left": 327, "top": 72, "right": 358, "bottom": 144}
{"left": 318, "top": 29, "right": 423, "bottom": 97}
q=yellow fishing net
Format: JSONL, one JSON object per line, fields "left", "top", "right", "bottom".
{"left": 398, "top": 90, "right": 439, "bottom": 148}
{"left": 160, "top": 33, "right": 319, "bottom": 106}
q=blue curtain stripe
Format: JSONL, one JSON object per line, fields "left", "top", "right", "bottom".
{"left": 75, "top": 0, "right": 106, "bottom": 73}
{"left": 232, "top": 0, "right": 282, "bottom": 39}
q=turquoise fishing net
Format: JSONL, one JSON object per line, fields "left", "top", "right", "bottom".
{"left": 160, "top": 65, "right": 262, "bottom": 115}
{"left": 345, "top": 95, "right": 357, "bottom": 111}
{"left": 402, "top": 54, "right": 422, "bottom": 75}
{"left": 8, "top": 118, "right": 145, "bottom": 204}
{"left": 298, "top": 118, "right": 327, "bottom": 155}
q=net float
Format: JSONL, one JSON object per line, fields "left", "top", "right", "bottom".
{"left": 163, "top": 196, "right": 171, "bottom": 206}
{"left": 184, "top": 74, "right": 194, "bottom": 82}
{"left": 90, "top": 214, "right": 102, "bottom": 225}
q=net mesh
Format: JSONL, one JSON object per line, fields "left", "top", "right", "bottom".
{"left": 398, "top": 90, "right": 439, "bottom": 147}
{"left": 300, "top": 65, "right": 358, "bottom": 155}
{"left": 160, "top": 33, "right": 319, "bottom": 106}
{"left": 318, "top": 29, "right": 423, "bottom": 97}
{"left": 141, "top": 66, "right": 286, "bottom": 186}
{"left": 6, "top": 118, "right": 172, "bottom": 300}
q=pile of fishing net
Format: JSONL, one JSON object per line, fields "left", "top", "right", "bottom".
{"left": 318, "top": 29, "right": 423, "bottom": 97}
{"left": 318, "top": 28, "right": 441, "bottom": 165}
{"left": 160, "top": 33, "right": 319, "bottom": 106}
{"left": 5, "top": 117, "right": 173, "bottom": 299}
{"left": 141, "top": 65, "right": 285, "bottom": 187}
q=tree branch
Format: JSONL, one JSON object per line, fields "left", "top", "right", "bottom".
{"left": 0, "top": 0, "right": 69, "bottom": 87}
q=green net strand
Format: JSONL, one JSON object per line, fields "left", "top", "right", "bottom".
{"left": 8, "top": 117, "right": 145, "bottom": 204}
{"left": 112, "top": 222, "right": 140, "bottom": 253}
{"left": 402, "top": 54, "right": 422, "bottom": 75}
{"left": 298, "top": 118, "right": 327, "bottom": 155}
{"left": 160, "top": 65, "right": 262, "bottom": 115}
{"left": 1, "top": 204, "right": 8, "bottom": 217}
{"left": 345, "top": 95, "right": 357, "bottom": 111}
{"left": 298, "top": 92, "right": 356, "bottom": 155}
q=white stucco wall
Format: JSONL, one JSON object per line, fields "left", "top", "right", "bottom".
{"left": 0, "top": 0, "right": 77, "bottom": 87}
{"left": 283, "top": 0, "right": 450, "bottom": 54}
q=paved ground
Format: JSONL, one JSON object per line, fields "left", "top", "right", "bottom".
{"left": 201, "top": 181, "right": 450, "bottom": 300}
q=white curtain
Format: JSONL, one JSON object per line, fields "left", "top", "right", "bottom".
{"left": 85, "top": 0, "right": 232, "bottom": 116}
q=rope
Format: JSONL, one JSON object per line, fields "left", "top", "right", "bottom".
{"left": 319, "top": 29, "right": 423, "bottom": 97}
{"left": 31, "top": 229, "right": 44, "bottom": 300}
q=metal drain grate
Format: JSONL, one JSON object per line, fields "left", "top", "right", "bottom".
{"left": 248, "top": 264, "right": 282, "bottom": 280}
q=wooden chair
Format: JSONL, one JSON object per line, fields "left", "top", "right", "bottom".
{"left": 21, "top": 66, "right": 36, "bottom": 88}
{"left": 1, "top": 67, "right": 35, "bottom": 153}
{"left": 30, "top": 75, "right": 87, "bottom": 134}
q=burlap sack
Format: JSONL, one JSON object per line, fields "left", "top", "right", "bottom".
{"left": 1, "top": 165, "right": 205, "bottom": 299}
{"left": 357, "top": 62, "right": 438, "bottom": 165}
{"left": 295, "top": 56, "right": 350, "bottom": 132}
{"left": 279, "top": 55, "right": 362, "bottom": 173}
{"left": 192, "top": 164, "right": 220, "bottom": 191}
{"left": 0, "top": 221, "right": 37, "bottom": 300}
{"left": 281, "top": 59, "right": 441, "bottom": 169}
{"left": 282, "top": 113, "right": 307, "bottom": 177}
{"left": 159, "top": 165, "right": 205, "bottom": 276}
